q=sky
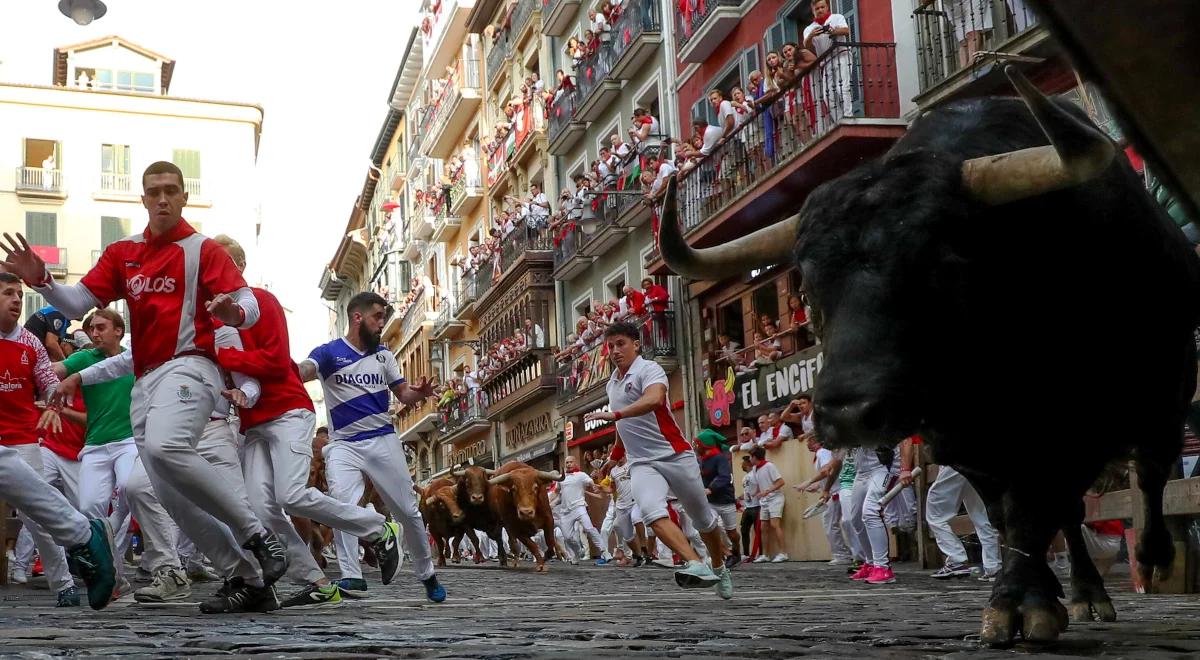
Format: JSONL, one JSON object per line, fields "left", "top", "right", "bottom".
{"left": 0, "top": 0, "right": 418, "bottom": 360}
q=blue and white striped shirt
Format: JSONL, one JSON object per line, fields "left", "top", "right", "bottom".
{"left": 304, "top": 338, "right": 404, "bottom": 442}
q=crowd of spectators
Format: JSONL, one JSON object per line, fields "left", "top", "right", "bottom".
{"left": 715, "top": 293, "right": 813, "bottom": 376}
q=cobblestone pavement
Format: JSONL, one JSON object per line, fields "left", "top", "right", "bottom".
{"left": 2, "top": 560, "right": 1199, "bottom": 658}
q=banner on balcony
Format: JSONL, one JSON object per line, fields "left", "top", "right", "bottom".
{"left": 564, "top": 343, "right": 612, "bottom": 396}
{"left": 730, "top": 345, "right": 825, "bottom": 419}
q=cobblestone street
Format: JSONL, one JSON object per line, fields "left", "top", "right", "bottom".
{"left": 2, "top": 560, "right": 1199, "bottom": 658}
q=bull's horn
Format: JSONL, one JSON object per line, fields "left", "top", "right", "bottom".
{"left": 451, "top": 470, "right": 466, "bottom": 478}
{"left": 488, "top": 473, "right": 513, "bottom": 485}
{"left": 424, "top": 496, "right": 437, "bottom": 506}
{"left": 482, "top": 468, "right": 496, "bottom": 476}
{"left": 961, "top": 65, "right": 1115, "bottom": 205}
{"left": 658, "top": 176, "right": 799, "bottom": 281}
{"left": 537, "top": 470, "right": 564, "bottom": 482}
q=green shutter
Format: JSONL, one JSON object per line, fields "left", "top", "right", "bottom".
{"left": 25, "top": 212, "right": 57, "bottom": 246}
{"left": 101, "top": 216, "right": 130, "bottom": 248}
{"left": 172, "top": 149, "right": 201, "bottom": 179}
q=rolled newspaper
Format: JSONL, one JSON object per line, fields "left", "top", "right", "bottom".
{"left": 802, "top": 501, "right": 827, "bottom": 519}
{"left": 879, "top": 466, "right": 922, "bottom": 506}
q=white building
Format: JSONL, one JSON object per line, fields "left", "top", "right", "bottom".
{"left": 0, "top": 36, "right": 264, "bottom": 321}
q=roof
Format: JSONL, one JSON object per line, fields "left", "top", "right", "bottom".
{"left": 53, "top": 35, "right": 176, "bottom": 94}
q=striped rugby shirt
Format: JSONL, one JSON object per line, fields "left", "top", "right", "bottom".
{"left": 303, "top": 338, "right": 403, "bottom": 442}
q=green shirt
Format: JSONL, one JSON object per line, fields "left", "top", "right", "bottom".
{"left": 63, "top": 348, "right": 134, "bottom": 446}
{"left": 837, "top": 451, "right": 857, "bottom": 491}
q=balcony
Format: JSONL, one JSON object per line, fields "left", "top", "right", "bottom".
{"left": 511, "top": 108, "right": 546, "bottom": 168}
{"left": 407, "top": 120, "right": 428, "bottom": 176}
{"left": 423, "top": 0, "right": 476, "bottom": 79}
{"left": 33, "top": 246, "right": 67, "bottom": 276}
{"left": 99, "top": 173, "right": 131, "bottom": 194}
{"left": 483, "top": 349, "right": 557, "bottom": 420}
{"left": 486, "top": 35, "right": 511, "bottom": 91}
{"left": 454, "top": 271, "right": 481, "bottom": 320}
{"left": 574, "top": 49, "right": 621, "bottom": 122}
{"left": 399, "top": 293, "right": 437, "bottom": 347}
{"left": 410, "top": 212, "right": 436, "bottom": 242}
{"left": 432, "top": 303, "right": 467, "bottom": 341}
{"left": 424, "top": 58, "right": 483, "bottom": 159}
{"left": 184, "top": 177, "right": 203, "bottom": 198}
{"left": 557, "top": 308, "right": 678, "bottom": 411}
{"left": 609, "top": 0, "right": 663, "bottom": 80}
{"left": 511, "top": 0, "right": 540, "bottom": 48}
{"left": 912, "top": 0, "right": 1045, "bottom": 105}
{"left": 388, "top": 156, "right": 406, "bottom": 191}
{"left": 450, "top": 162, "right": 484, "bottom": 215}
{"left": 653, "top": 43, "right": 904, "bottom": 274}
{"left": 486, "top": 143, "right": 514, "bottom": 199}
{"left": 438, "top": 394, "right": 490, "bottom": 441}
{"left": 547, "top": 91, "right": 586, "bottom": 155}
{"left": 552, "top": 224, "right": 592, "bottom": 280}
{"left": 542, "top": 0, "right": 580, "bottom": 36}
{"left": 675, "top": 0, "right": 746, "bottom": 64}
{"left": 396, "top": 397, "right": 440, "bottom": 443}
{"left": 431, "top": 205, "right": 462, "bottom": 244}
{"left": 15, "top": 167, "right": 65, "bottom": 200}
{"left": 579, "top": 193, "right": 630, "bottom": 257}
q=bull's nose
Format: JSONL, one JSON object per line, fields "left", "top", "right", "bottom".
{"left": 517, "top": 507, "right": 535, "bottom": 519}
{"left": 471, "top": 495, "right": 484, "bottom": 504}
{"left": 815, "top": 398, "right": 885, "bottom": 443}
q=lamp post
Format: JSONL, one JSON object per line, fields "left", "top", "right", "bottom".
{"left": 58, "top": 0, "right": 106, "bottom": 25}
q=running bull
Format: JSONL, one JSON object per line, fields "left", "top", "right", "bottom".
{"left": 420, "top": 476, "right": 482, "bottom": 566}
{"left": 659, "top": 66, "right": 1200, "bottom": 646}
{"left": 486, "top": 462, "right": 564, "bottom": 572}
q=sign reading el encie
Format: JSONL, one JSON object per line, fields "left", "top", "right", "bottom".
{"left": 733, "top": 346, "right": 824, "bottom": 418}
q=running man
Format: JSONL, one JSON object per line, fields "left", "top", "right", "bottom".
{"left": 0, "top": 272, "right": 116, "bottom": 609}
{"left": 213, "top": 235, "right": 402, "bottom": 607}
{"left": 1, "top": 161, "right": 290, "bottom": 597}
{"left": 299, "top": 291, "right": 446, "bottom": 603}
{"left": 607, "top": 454, "right": 648, "bottom": 566}
{"left": 589, "top": 321, "right": 732, "bottom": 599}
{"left": 556, "top": 455, "right": 609, "bottom": 565}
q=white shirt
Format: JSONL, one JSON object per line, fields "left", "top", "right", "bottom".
{"left": 800, "top": 411, "right": 815, "bottom": 435}
{"left": 651, "top": 161, "right": 678, "bottom": 196}
{"left": 772, "top": 423, "right": 795, "bottom": 442}
{"left": 716, "top": 99, "right": 736, "bottom": 137}
{"left": 756, "top": 430, "right": 773, "bottom": 447}
{"left": 803, "top": 14, "right": 851, "bottom": 57}
{"left": 559, "top": 471, "right": 593, "bottom": 509}
{"left": 530, "top": 192, "right": 550, "bottom": 217}
{"left": 526, "top": 323, "right": 545, "bottom": 348}
{"left": 742, "top": 471, "right": 760, "bottom": 508}
{"left": 608, "top": 356, "right": 690, "bottom": 464}
{"left": 610, "top": 463, "right": 635, "bottom": 509}
{"left": 753, "top": 461, "right": 783, "bottom": 499}
{"left": 815, "top": 447, "right": 839, "bottom": 493}
{"left": 699, "top": 125, "right": 724, "bottom": 156}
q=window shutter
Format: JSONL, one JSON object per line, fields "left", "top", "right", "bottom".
{"left": 101, "top": 216, "right": 130, "bottom": 248}
{"left": 25, "top": 212, "right": 57, "bottom": 246}
{"left": 172, "top": 149, "right": 202, "bottom": 179}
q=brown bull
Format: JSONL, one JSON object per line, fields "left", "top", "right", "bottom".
{"left": 420, "top": 476, "right": 481, "bottom": 567}
{"left": 450, "top": 465, "right": 508, "bottom": 566}
{"left": 486, "top": 462, "right": 563, "bottom": 572}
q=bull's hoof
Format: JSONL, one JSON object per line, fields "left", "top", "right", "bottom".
{"left": 1069, "top": 597, "right": 1117, "bottom": 623}
{"left": 1018, "top": 601, "right": 1064, "bottom": 643}
{"left": 535, "top": 563, "right": 548, "bottom": 573}
{"left": 980, "top": 606, "right": 1017, "bottom": 647}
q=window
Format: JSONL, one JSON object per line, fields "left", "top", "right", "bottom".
{"left": 23, "top": 138, "right": 59, "bottom": 169}
{"left": 752, "top": 283, "right": 780, "bottom": 329}
{"left": 172, "top": 149, "right": 201, "bottom": 180}
{"left": 133, "top": 72, "right": 155, "bottom": 93}
{"left": 21, "top": 293, "right": 45, "bottom": 325}
{"left": 717, "top": 299, "right": 745, "bottom": 346}
{"left": 94, "top": 69, "right": 156, "bottom": 93}
{"left": 25, "top": 212, "right": 57, "bottom": 246}
{"left": 101, "top": 144, "right": 131, "bottom": 175}
{"left": 691, "top": 49, "right": 759, "bottom": 126}
{"left": 101, "top": 217, "right": 131, "bottom": 248}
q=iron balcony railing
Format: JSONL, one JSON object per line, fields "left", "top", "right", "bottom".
{"left": 455, "top": 273, "right": 479, "bottom": 316}
{"left": 548, "top": 89, "right": 580, "bottom": 143}
{"left": 486, "top": 33, "right": 511, "bottom": 85}
{"left": 575, "top": 46, "right": 615, "bottom": 105}
{"left": 15, "top": 167, "right": 63, "bottom": 193}
{"left": 677, "top": 42, "right": 899, "bottom": 235}
{"left": 439, "top": 392, "right": 488, "bottom": 435}
{"left": 913, "top": 0, "right": 1040, "bottom": 93}
{"left": 552, "top": 223, "right": 583, "bottom": 270}
{"left": 611, "top": 0, "right": 661, "bottom": 60}
{"left": 557, "top": 307, "right": 677, "bottom": 403}
{"left": 674, "top": 0, "right": 742, "bottom": 50}
{"left": 400, "top": 289, "right": 432, "bottom": 343}
{"left": 511, "top": 0, "right": 538, "bottom": 39}
{"left": 424, "top": 58, "right": 482, "bottom": 151}
{"left": 184, "top": 177, "right": 202, "bottom": 197}
{"left": 498, "top": 224, "right": 554, "bottom": 274}
{"left": 99, "top": 173, "right": 131, "bottom": 193}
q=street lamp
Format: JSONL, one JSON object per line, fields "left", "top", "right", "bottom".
{"left": 59, "top": 0, "right": 107, "bottom": 25}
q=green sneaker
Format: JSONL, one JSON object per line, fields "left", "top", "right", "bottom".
{"left": 673, "top": 559, "right": 720, "bottom": 589}
{"left": 67, "top": 519, "right": 117, "bottom": 610}
{"left": 715, "top": 567, "right": 734, "bottom": 600}
{"left": 280, "top": 582, "right": 342, "bottom": 608}
{"left": 372, "top": 521, "right": 402, "bottom": 586}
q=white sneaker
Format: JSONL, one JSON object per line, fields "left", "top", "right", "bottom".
{"left": 134, "top": 566, "right": 192, "bottom": 603}
{"left": 752, "top": 555, "right": 770, "bottom": 563}
{"left": 828, "top": 558, "right": 851, "bottom": 566}
{"left": 9, "top": 567, "right": 28, "bottom": 585}
{"left": 771, "top": 553, "right": 789, "bottom": 563}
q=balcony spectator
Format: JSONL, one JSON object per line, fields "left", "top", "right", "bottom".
{"left": 552, "top": 69, "right": 576, "bottom": 108}
{"left": 781, "top": 395, "right": 815, "bottom": 439}
{"left": 781, "top": 42, "right": 819, "bottom": 140}
{"left": 528, "top": 183, "right": 551, "bottom": 231}
{"left": 709, "top": 88, "right": 737, "bottom": 142}
{"left": 758, "top": 312, "right": 777, "bottom": 331}
{"left": 524, "top": 317, "right": 546, "bottom": 349}
{"left": 589, "top": 9, "right": 611, "bottom": 45}
{"left": 754, "top": 414, "right": 772, "bottom": 447}
{"left": 619, "top": 285, "right": 646, "bottom": 320}
{"left": 761, "top": 410, "right": 795, "bottom": 450}
{"left": 731, "top": 85, "right": 757, "bottom": 163}
{"left": 751, "top": 330, "right": 783, "bottom": 367}
{"left": 628, "top": 107, "right": 661, "bottom": 154}
{"left": 736, "top": 426, "right": 757, "bottom": 453}
{"left": 609, "top": 133, "right": 632, "bottom": 161}
{"left": 461, "top": 140, "right": 481, "bottom": 187}
{"left": 804, "top": 0, "right": 854, "bottom": 126}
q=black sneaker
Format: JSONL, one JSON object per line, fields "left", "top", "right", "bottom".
{"left": 242, "top": 531, "right": 288, "bottom": 587}
{"left": 335, "top": 578, "right": 369, "bottom": 599}
{"left": 280, "top": 583, "right": 342, "bottom": 608}
{"left": 56, "top": 586, "right": 80, "bottom": 607}
{"left": 66, "top": 518, "right": 117, "bottom": 610}
{"left": 846, "top": 559, "right": 865, "bottom": 576}
{"left": 633, "top": 555, "right": 646, "bottom": 568}
{"left": 372, "top": 522, "right": 402, "bottom": 586}
{"left": 724, "top": 554, "right": 742, "bottom": 570}
{"left": 199, "top": 577, "right": 279, "bottom": 614}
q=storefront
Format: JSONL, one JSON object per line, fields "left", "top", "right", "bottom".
{"left": 441, "top": 431, "right": 496, "bottom": 471}
{"left": 499, "top": 399, "right": 560, "bottom": 472}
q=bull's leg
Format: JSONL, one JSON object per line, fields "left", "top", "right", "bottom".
{"left": 451, "top": 533, "right": 465, "bottom": 563}
{"left": 464, "top": 528, "right": 484, "bottom": 564}
{"left": 490, "top": 527, "right": 508, "bottom": 567}
{"left": 541, "top": 513, "right": 560, "bottom": 562}
{"left": 516, "top": 534, "right": 547, "bottom": 572}
{"left": 1134, "top": 446, "right": 1179, "bottom": 590}
{"left": 434, "top": 535, "right": 448, "bottom": 567}
{"left": 1062, "top": 510, "right": 1116, "bottom": 623}
{"left": 981, "top": 489, "right": 1067, "bottom": 647}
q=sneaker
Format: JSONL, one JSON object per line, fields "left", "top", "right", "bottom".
{"left": 632, "top": 555, "right": 646, "bottom": 568}
{"left": 866, "top": 565, "right": 897, "bottom": 584}
{"left": 724, "top": 554, "right": 741, "bottom": 570}
{"left": 771, "top": 553, "right": 789, "bottom": 563}
{"left": 828, "top": 557, "right": 851, "bottom": 566}
{"left": 930, "top": 561, "right": 971, "bottom": 579}
{"left": 846, "top": 559, "right": 866, "bottom": 575}
{"left": 242, "top": 531, "right": 288, "bottom": 587}
{"left": 977, "top": 567, "right": 1001, "bottom": 582}
{"left": 67, "top": 518, "right": 117, "bottom": 610}
{"left": 113, "top": 577, "right": 132, "bottom": 600}
{"left": 673, "top": 560, "right": 720, "bottom": 589}
{"left": 9, "top": 566, "right": 28, "bottom": 585}
{"left": 134, "top": 566, "right": 154, "bottom": 583}
{"left": 715, "top": 567, "right": 734, "bottom": 600}
{"left": 335, "top": 578, "right": 369, "bottom": 599}
{"left": 32, "top": 556, "right": 44, "bottom": 577}
{"left": 752, "top": 555, "right": 770, "bottom": 564}
{"left": 320, "top": 545, "right": 337, "bottom": 563}
{"left": 281, "top": 582, "right": 342, "bottom": 608}
{"left": 56, "top": 586, "right": 80, "bottom": 607}
{"left": 372, "top": 522, "right": 402, "bottom": 586}
{"left": 594, "top": 557, "right": 609, "bottom": 566}
{"left": 135, "top": 566, "right": 192, "bottom": 603}
{"left": 422, "top": 575, "right": 446, "bottom": 603}
{"left": 199, "top": 577, "right": 279, "bottom": 614}
{"left": 849, "top": 563, "right": 874, "bottom": 581}
{"left": 186, "top": 563, "right": 221, "bottom": 583}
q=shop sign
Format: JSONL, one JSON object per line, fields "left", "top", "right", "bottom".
{"left": 583, "top": 403, "right": 611, "bottom": 433}
{"left": 443, "top": 437, "right": 491, "bottom": 467}
{"left": 731, "top": 346, "right": 825, "bottom": 418}
{"left": 504, "top": 401, "right": 555, "bottom": 453}
{"left": 563, "top": 421, "right": 574, "bottom": 443}
{"left": 504, "top": 438, "right": 558, "bottom": 465}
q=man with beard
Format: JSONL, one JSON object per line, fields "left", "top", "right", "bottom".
{"left": 299, "top": 292, "right": 445, "bottom": 603}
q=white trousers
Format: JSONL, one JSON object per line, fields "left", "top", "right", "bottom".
{"left": 851, "top": 467, "right": 892, "bottom": 566}
{"left": 819, "top": 51, "right": 855, "bottom": 128}
{"left": 40, "top": 447, "right": 81, "bottom": 510}
{"left": 324, "top": 433, "right": 434, "bottom": 581}
{"left": 243, "top": 409, "right": 384, "bottom": 585}
{"left": 560, "top": 504, "right": 604, "bottom": 555}
{"left": 124, "top": 456, "right": 180, "bottom": 574}
{"left": 840, "top": 485, "right": 869, "bottom": 561}
{"left": 613, "top": 504, "right": 644, "bottom": 547}
{"left": 925, "top": 466, "right": 1001, "bottom": 571}
{"left": 77, "top": 438, "right": 138, "bottom": 520}
{"left": 822, "top": 493, "right": 853, "bottom": 561}
{"left": 131, "top": 357, "right": 265, "bottom": 544}
{"left": 629, "top": 452, "right": 719, "bottom": 533}
{"left": 128, "top": 418, "right": 262, "bottom": 584}
{"left": 1, "top": 444, "right": 87, "bottom": 592}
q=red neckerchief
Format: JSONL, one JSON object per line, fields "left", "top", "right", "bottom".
{"left": 700, "top": 445, "right": 721, "bottom": 460}
{"left": 772, "top": 424, "right": 781, "bottom": 438}
{"left": 568, "top": 466, "right": 581, "bottom": 474}
{"left": 755, "top": 459, "right": 768, "bottom": 469}
{"left": 813, "top": 13, "right": 831, "bottom": 26}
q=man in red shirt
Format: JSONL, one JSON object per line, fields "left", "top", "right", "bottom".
{"left": 1, "top": 162, "right": 288, "bottom": 598}
{"left": 213, "top": 235, "right": 402, "bottom": 608}
{"left": 0, "top": 273, "right": 116, "bottom": 610}
{"left": 641, "top": 277, "right": 670, "bottom": 345}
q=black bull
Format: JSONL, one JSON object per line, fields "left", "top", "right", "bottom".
{"left": 660, "top": 66, "right": 1200, "bottom": 646}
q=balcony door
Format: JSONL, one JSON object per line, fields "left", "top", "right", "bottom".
{"left": 101, "top": 144, "right": 132, "bottom": 192}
